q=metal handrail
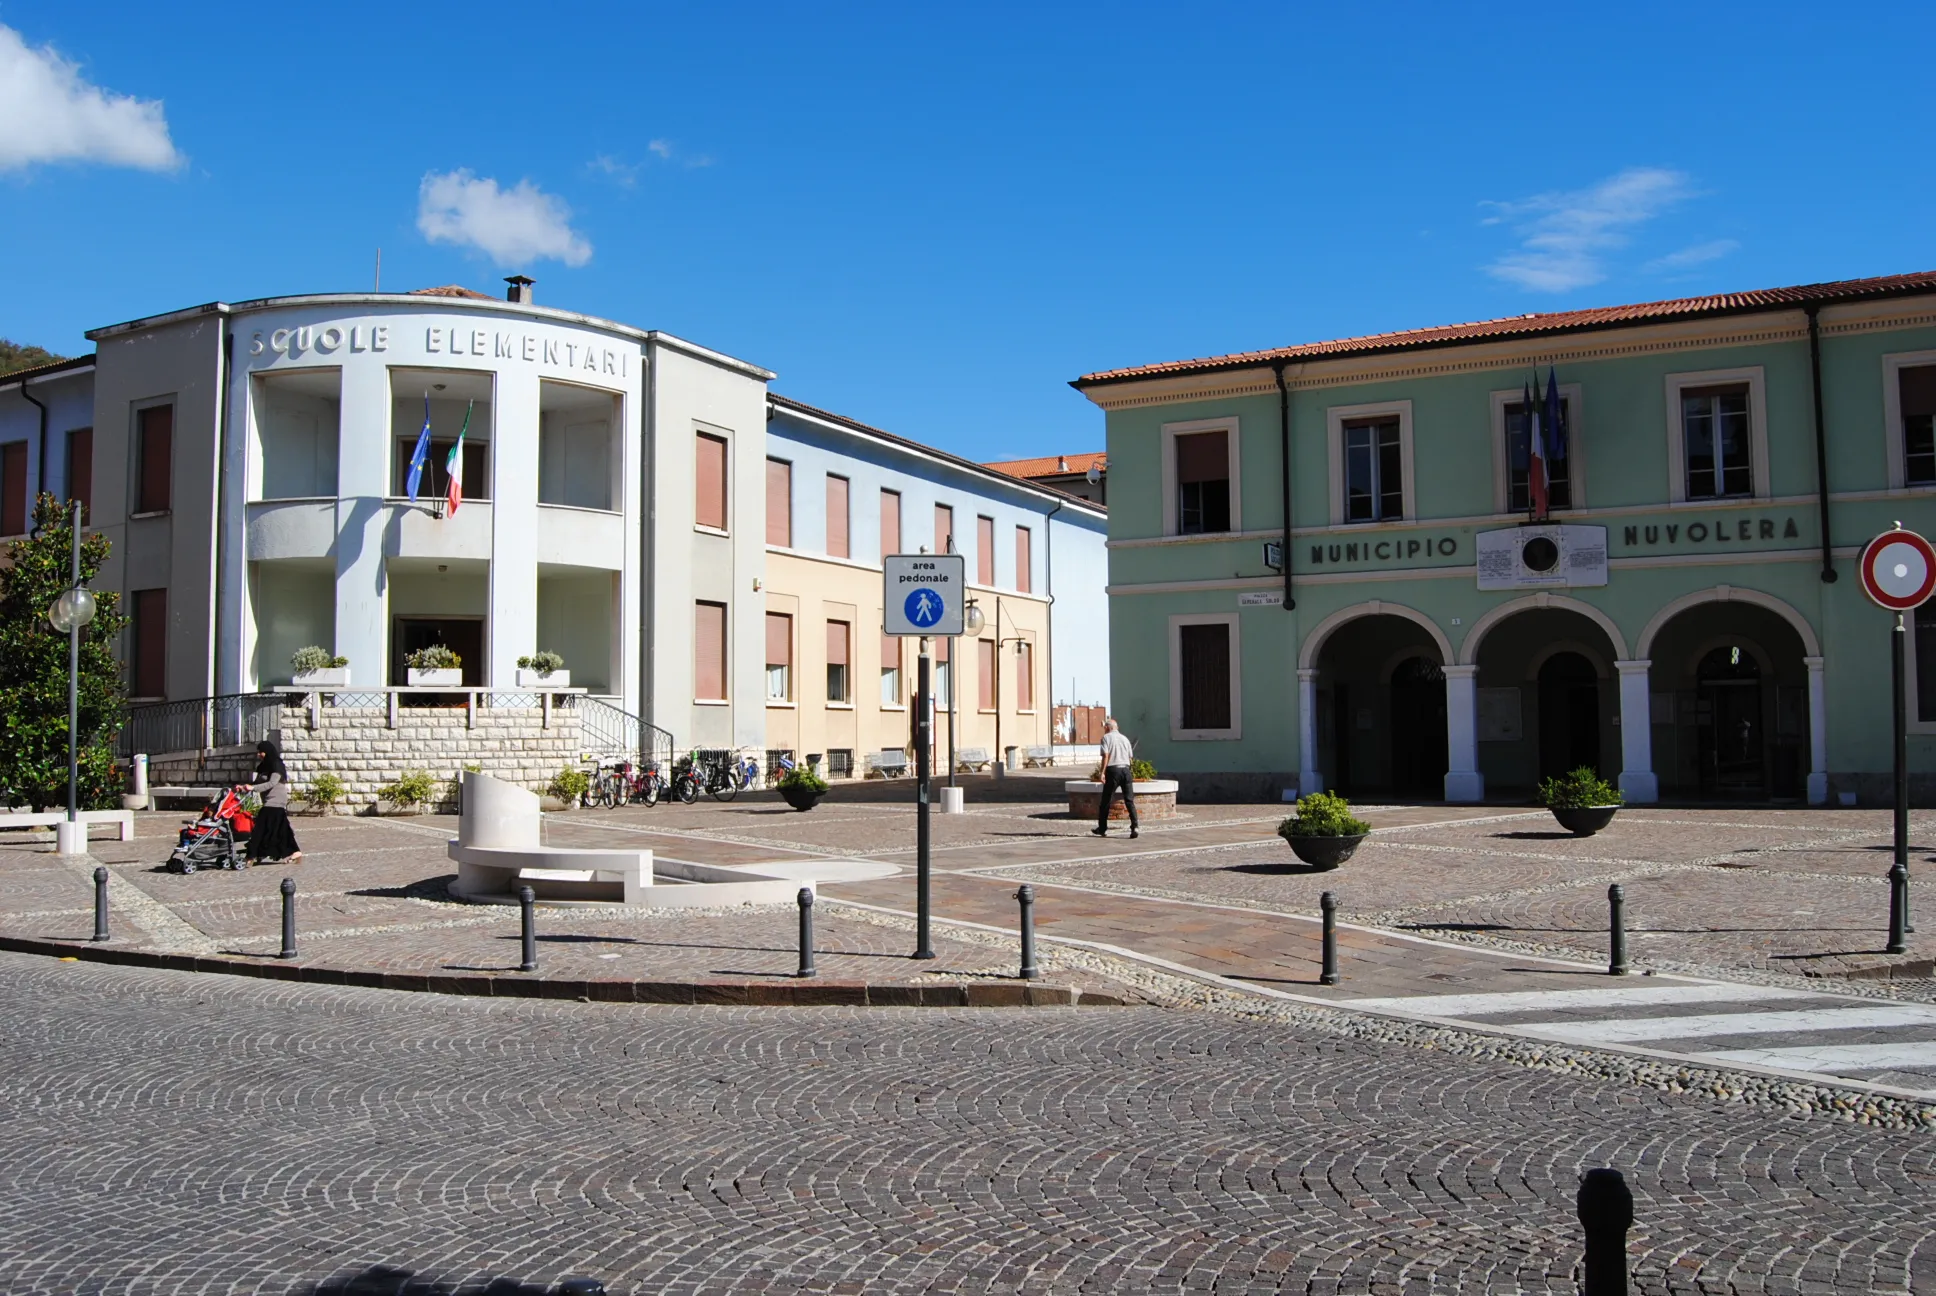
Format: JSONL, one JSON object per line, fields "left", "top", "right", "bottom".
{"left": 119, "top": 692, "right": 288, "bottom": 757}
{"left": 573, "top": 696, "right": 675, "bottom": 766}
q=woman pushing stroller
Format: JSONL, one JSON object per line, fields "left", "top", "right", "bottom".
{"left": 245, "top": 740, "right": 302, "bottom": 865}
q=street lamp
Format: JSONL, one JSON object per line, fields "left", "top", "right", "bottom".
{"left": 46, "top": 506, "right": 95, "bottom": 855}
{"left": 950, "top": 600, "right": 987, "bottom": 790}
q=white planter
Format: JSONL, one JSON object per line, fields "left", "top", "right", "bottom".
{"left": 1063, "top": 779, "right": 1179, "bottom": 796}
{"left": 516, "top": 668, "right": 570, "bottom": 688}
{"left": 291, "top": 667, "right": 349, "bottom": 688}
{"left": 407, "top": 668, "right": 463, "bottom": 687}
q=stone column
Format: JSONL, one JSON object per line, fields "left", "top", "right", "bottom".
{"left": 1805, "top": 655, "right": 1828, "bottom": 805}
{"left": 489, "top": 371, "right": 541, "bottom": 688}
{"left": 1443, "top": 665, "right": 1484, "bottom": 802}
{"left": 1297, "top": 668, "right": 1324, "bottom": 796}
{"left": 1614, "top": 659, "right": 1658, "bottom": 803}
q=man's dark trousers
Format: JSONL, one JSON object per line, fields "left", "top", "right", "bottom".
{"left": 1098, "top": 765, "right": 1138, "bottom": 831}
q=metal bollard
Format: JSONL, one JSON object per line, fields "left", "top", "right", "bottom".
{"left": 92, "top": 866, "right": 109, "bottom": 942}
{"left": 278, "top": 877, "right": 297, "bottom": 960}
{"left": 1607, "top": 883, "right": 1629, "bottom": 976}
{"left": 1016, "top": 885, "right": 1038, "bottom": 980}
{"left": 518, "top": 885, "right": 538, "bottom": 972}
{"left": 1576, "top": 1167, "right": 1634, "bottom": 1295}
{"left": 1319, "top": 890, "right": 1340, "bottom": 986}
{"left": 796, "top": 887, "right": 817, "bottom": 978}
{"left": 1887, "top": 862, "right": 1909, "bottom": 955}
{"left": 556, "top": 1279, "right": 608, "bottom": 1296}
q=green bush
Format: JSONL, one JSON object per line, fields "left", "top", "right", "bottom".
{"left": 1279, "top": 791, "right": 1371, "bottom": 839}
{"left": 290, "top": 645, "right": 347, "bottom": 672}
{"left": 548, "top": 767, "right": 592, "bottom": 805}
{"left": 300, "top": 770, "right": 347, "bottom": 815}
{"left": 1130, "top": 758, "right": 1158, "bottom": 782}
{"left": 405, "top": 644, "right": 461, "bottom": 670}
{"left": 517, "top": 651, "right": 565, "bottom": 676}
{"left": 1538, "top": 767, "right": 1624, "bottom": 809}
{"left": 778, "top": 764, "right": 829, "bottom": 794}
{"left": 379, "top": 768, "right": 437, "bottom": 810}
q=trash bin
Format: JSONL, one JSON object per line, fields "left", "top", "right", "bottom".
{"left": 807, "top": 752, "right": 824, "bottom": 778}
{"left": 1004, "top": 745, "right": 1019, "bottom": 772}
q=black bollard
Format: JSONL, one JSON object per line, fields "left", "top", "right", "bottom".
{"left": 1607, "top": 883, "right": 1629, "bottom": 976}
{"left": 556, "top": 1279, "right": 608, "bottom": 1296}
{"left": 518, "top": 885, "right": 538, "bottom": 972}
{"left": 1576, "top": 1167, "right": 1634, "bottom": 1295}
{"left": 1319, "top": 890, "right": 1340, "bottom": 986}
{"left": 1887, "top": 862, "right": 1909, "bottom": 955}
{"left": 1016, "top": 885, "right": 1038, "bottom": 981}
{"left": 92, "top": 866, "right": 109, "bottom": 942}
{"left": 796, "top": 887, "right": 817, "bottom": 978}
{"left": 278, "top": 877, "right": 297, "bottom": 960}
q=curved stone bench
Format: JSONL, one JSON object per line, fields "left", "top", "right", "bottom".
{"left": 446, "top": 773, "right": 652, "bottom": 907}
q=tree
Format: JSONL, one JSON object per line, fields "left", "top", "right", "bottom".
{"left": 0, "top": 339, "right": 67, "bottom": 377}
{"left": 0, "top": 496, "right": 128, "bottom": 810}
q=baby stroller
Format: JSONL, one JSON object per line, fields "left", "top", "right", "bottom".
{"left": 166, "top": 786, "right": 254, "bottom": 874}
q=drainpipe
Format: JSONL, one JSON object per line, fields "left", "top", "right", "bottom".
{"left": 21, "top": 381, "right": 48, "bottom": 507}
{"left": 1274, "top": 362, "right": 1296, "bottom": 610}
{"left": 1805, "top": 304, "right": 1837, "bottom": 583}
{"left": 641, "top": 341, "right": 658, "bottom": 735}
{"left": 1043, "top": 493, "right": 1063, "bottom": 751}
{"left": 209, "top": 324, "right": 233, "bottom": 699}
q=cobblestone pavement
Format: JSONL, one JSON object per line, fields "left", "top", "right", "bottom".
{"left": 1, "top": 951, "right": 1932, "bottom": 1296}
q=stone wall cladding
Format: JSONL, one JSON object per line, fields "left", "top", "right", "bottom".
{"left": 277, "top": 703, "right": 585, "bottom": 810}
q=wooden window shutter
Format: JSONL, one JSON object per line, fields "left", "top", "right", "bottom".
{"left": 67, "top": 428, "right": 93, "bottom": 524}
{"left": 1175, "top": 429, "right": 1228, "bottom": 483}
{"left": 695, "top": 601, "right": 726, "bottom": 700}
{"left": 0, "top": 443, "right": 26, "bottom": 536}
{"left": 138, "top": 405, "right": 173, "bottom": 513}
{"left": 133, "top": 588, "right": 168, "bottom": 698}
{"left": 827, "top": 620, "right": 849, "bottom": 665}
{"left": 880, "top": 632, "right": 899, "bottom": 670}
{"left": 977, "top": 516, "right": 995, "bottom": 585}
{"left": 694, "top": 433, "right": 727, "bottom": 529}
{"left": 826, "top": 475, "right": 850, "bottom": 558}
{"left": 934, "top": 503, "right": 953, "bottom": 555}
{"left": 880, "top": 489, "right": 901, "bottom": 558}
{"left": 978, "top": 639, "right": 996, "bottom": 710}
{"left": 1901, "top": 365, "right": 1936, "bottom": 419}
{"left": 1015, "top": 526, "right": 1031, "bottom": 593}
{"left": 1178, "top": 623, "right": 1232, "bottom": 730}
{"left": 766, "top": 459, "right": 792, "bottom": 546}
{"left": 765, "top": 612, "right": 792, "bottom": 668}
{"left": 1017, "top": 641, "right": 1034, "bottom": 710}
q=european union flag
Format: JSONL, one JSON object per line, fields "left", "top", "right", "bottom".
{"left": 405, "top": 395, "right": 433, "bottom": 500}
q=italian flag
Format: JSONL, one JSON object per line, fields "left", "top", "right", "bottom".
{"left": 445, "top": 401, "right": 471, "bottom": 516}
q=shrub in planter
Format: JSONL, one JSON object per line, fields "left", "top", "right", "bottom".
{"left": 517, "top": 651, "right": 565, "bottom": 677}
{"left": 290, "top": 646, "right": 348, "bottom": 673}
{"left": 298, "top": 770, "right": 346, "bottom": 815}
{"left": 1088, "top": 758, "right": 1159, "bottom": 783}
{"left": 547, "top": 766, "right": 591, "bottom": 808}
{"left": 378, "top": 768, "right": 437, "bottom": 814}
{"left": 1277, "top": 791, "right": 1372, "bottom": 869}
{"left": 777, "top": 763, "right": 829, "bottom": 811}
{"left": 405, "top": 645, "right": 461, "bottom": 671}
{"left": 1538, "top": 767, "right": 1624, "bottom": 836}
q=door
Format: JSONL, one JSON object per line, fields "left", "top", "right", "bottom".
{"left": 1388, "top": 656, "right": 1448, "bottom": 797}
{"left": 1538, "top": 652, "right": 1601, "bottom": 780}
{"left": 1697, "top": 646, "right": 1764, "bottom": 797}
{"left": 392, "top": 618, "right": 486, "bottom": 687}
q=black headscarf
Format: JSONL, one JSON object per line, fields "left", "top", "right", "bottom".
{"left": 255, "top": 740, "right": 288, "bottom": 781}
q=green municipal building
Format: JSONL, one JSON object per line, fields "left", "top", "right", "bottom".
{"left": 1073, "top": 271, "right": 1936, "bottom": 805}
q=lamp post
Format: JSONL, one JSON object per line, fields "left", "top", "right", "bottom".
{"left": 46, "top": 503, "right": 97, "bottom": 856}
{"left": 958, "top": 599, "right": 986, "bottom": 789}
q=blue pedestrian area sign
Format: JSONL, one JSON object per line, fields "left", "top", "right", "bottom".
{"left": 883, "top": 554, "right": 965, "bottom": 636}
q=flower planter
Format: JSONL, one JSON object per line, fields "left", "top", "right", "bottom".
{"left": 1065, "top": 778, "right": 1179, "bottom": 821}
{"left": 1550, "top": 805, "right": 1620, "bottom": 836}
{"left": 780, "top": 785, "right": 825, "bottom": 812}
{"left": 407, "top": 668, "right": 462, "bottom": 687}
{"left": 1284, "top": 832, "right": 1367, "bottom": 869}
{"left": 516, "top": 668, "right": 570, "bottom": 689}
{"left": 291, "top": 667, "right": 349, "bottom": 688}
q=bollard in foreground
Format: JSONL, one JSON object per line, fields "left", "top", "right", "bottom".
{"left": 1015, "top": 885, "right": 1038, "bottom": 980}
{"left": 556, "top": 1279, "right": 608, "bottom": 1296}
{"left": 1607, "top": 883, "right": 1629, "bottom": 976}
{"left": 278, "top": 877, "right": 297, "bottom": 960}
{"left": 1576, "top": 1166, "right": 1633, "bottom": 1295}
{"left": 518, "top": 885, "right": 538, "bottom": 973}
{"left": 796, "top": 887, "right": 817, "bottom": 978}
{"left": 92, "top": 866, "right": 109, "bottom": 942}
{"left": 1887, "top": 862, "right": 1909, "bottom": 955}
{"left": 1319, "top": 890, "right": 1340, "bottom": 986}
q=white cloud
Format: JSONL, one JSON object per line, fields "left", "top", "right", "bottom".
{"left": 416, "top": 170, "right": 592, "bottom": 267}
{"left": 644, "top": 137, "right": 714, "bottom": 168}
{"left": 647, "top": 139, "right": 675, "bottom": 160}
{"left": 0, "top": 23, "right": 180, "bottom": 172}
{"left": 587, "top": 154, "right": 639, "bottom": 187}
{"left": 1644, "top": 238, "right": 1741, "bottom": 274}
{"left": 1481, "top": 167, "right": 1692, "bottom": 292}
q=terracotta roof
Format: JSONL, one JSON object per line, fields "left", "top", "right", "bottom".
{"left": 408, "top": 284, "right": 497, "bottom": 300}
{"left": 1073, "top": 269, "right": 1936, "bottom": 388}
{"left": 984, "top": 451, "right": 1107, "bottom": 480}
{"left": 0, "top": 352, "right": 95, "bottom": 386}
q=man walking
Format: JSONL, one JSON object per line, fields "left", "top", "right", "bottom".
{"left": 1092, "top": 717, "right": 1139, "bottom": 839}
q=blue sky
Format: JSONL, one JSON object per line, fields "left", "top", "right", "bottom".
{"left": 3, "top": 2, "right": 1932, "bottom": 460}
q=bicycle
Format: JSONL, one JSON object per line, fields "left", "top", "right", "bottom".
{"left": 588, "top": 760, "right": 628, "bottom": 808}
{"left": 670, "top": 750, "right": 702, "bottom": 804}
{"left": 630, "top": 760, "right": 667, "bottom": 807}
{"left": 702, "top": 750, "right": 761, "bottom": 802}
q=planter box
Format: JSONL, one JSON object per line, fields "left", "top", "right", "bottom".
{"left": 407, "top": 668, "right": 463, "bottom": 687}
{"left": 1066, "top": 778, "right": 1179, "bottom": 821}
{"left": 1550, "top": 805, "right": 1620, "bottom": 836}
{"left": 291, "top": 667, "right": 349, "bottom": 688}
{"left": 780, "top": 785, "right": 826, "bottom": 812}
{"left": 516, "top": 668, "right": 570, "bottom": 689}
{"left": 1284, "top": 831, "right": 1366, "bottom": 870}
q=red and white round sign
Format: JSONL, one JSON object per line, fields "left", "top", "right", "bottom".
{"left": 1858, "top": 527, "right": 1936, "bottom": 611}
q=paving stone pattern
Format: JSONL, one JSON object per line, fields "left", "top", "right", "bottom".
{"left": 1, "top": 952, "right": 1932, "bottom": 1296}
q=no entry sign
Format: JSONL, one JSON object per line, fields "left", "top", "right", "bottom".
{"left": 1858, "top": 527, "right": 1936, "bottom": 612}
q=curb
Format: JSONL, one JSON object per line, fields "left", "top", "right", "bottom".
{"left": 0, "top": 933, "right": 1126, "bottom": 1008}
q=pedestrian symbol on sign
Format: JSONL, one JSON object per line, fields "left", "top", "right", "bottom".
{"left": 905, "top": 589, "right": 945, "bottom": 628}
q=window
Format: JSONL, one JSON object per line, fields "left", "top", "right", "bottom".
{"left": 826, "top": 474, "right": 850, "bottom": 558}
{"left": 1176, "top": 429, "right": 1231, "bottom": 534}
{"left": 1919, "top": 603, "right": 1936, "bottom": 724}
{"left": 132, "top": 589, "right": 168, "bottom": 698}
{"left": 880, "top": 488, "right": 902, "bottom": 558}
{"left": 67, "top": 428, "right": 93, "bottom": 523}
{"left": 977, "top": 516, "right": 996, "bottom": 584}
{"left": 826, "top": 620, "right": 851, "bottom": 702}
{"left": 933, "top": 635, "right": 952, "bottom": 708}
{"left": 1168, "top": 613, "right": 1241, "bottom": 740}
{"left": 136, "top": 404, "right": 173, "bottom": 514}
{"left": 695, "top": 601, "right": 727, "bottom": 701}
{"left": 1682, "top": 385, "right": 1752, "bottom": 500}
{"left": 1343, "top": 418, "right": 1403, "bottom": 522}
{"left": 391, "top": 437, "right": 487, "bottom": 502}
{"left": 880, "top": 633, "right": 903, "bottom": 706}
{"left": 537, "top": 381, "right": 617, "bottom": 511}
{"left": 1016, "top": 640, "right": 1034, "bottom": 711}
{"left": 766, "top": 459, "right": 792, "bottom": 547}
{"left": 978, "top": 639, "right": 997, "bottom": 710}
{"left": 1015, "top": 526, "right": 1032, "bottom": 594}
{"left": 695, "top": 432, "right": 728, "bottom": 530}
{"left": 1504, "top": 397, "right": 1573, "bottom": 511}
{"left": 0, "top": 442, "right": 25, "bottom": 536}
{"left": 934, "top": 503, "right": 953, "bottom": 555}
{"left": 765, "top": 612, "right": 792, "bottom": 701}
{"left": 1900, "top": 364, "right": 1936, "bottom": 487}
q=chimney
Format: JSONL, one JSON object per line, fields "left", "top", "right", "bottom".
{"left": 1057, "top": 455, "right": 1068, "bottom": 472}
{"left": 505, "top": 275, "right": 535, "bottom": 305}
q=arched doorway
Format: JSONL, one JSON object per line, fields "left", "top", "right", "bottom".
{"left": 1537, "top": 652, "right": 1601, "bottom": 780}
{"left": 1644, "top": 601, "right": 1810, "bottom": 801}
{"left": 1697, "top": 644, "right": 1764, "bottom": 797}
{"left": 1309, "top": 613, "right": 1448, "bottom": 798}
{"left": 1390, "top": 655, "right": 1448, "bottom": 796}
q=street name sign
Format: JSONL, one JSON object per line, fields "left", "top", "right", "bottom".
{"left": 1858, "top": 527, "right": 1936, "bottom": 612}
{"left": 883, "top": 554, "right": 965, "bottom": 636}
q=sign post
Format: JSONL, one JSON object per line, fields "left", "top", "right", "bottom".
{"left": 885, "top": 555, "right": 964, "bottom": 960}
{"left": 1857, "top": 524, "right": 1935, "bottom": 953}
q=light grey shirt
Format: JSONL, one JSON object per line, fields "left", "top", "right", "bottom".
{"left": 1100, "top": 732, "right": 1134, "bottom": 769}
{"left": 248, "top": 771, "right": 290, "bottom": 809}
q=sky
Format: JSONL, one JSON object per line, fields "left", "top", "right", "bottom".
{"left": 3, "top": 2, "right": 1933, "bottom": 461}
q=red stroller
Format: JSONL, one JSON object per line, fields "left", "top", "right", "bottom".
{"left": 166, "top": 786, "right": 254, "bottom": 874}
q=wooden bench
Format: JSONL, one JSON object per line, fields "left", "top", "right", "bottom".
{"left": 0, "top": 809, "right": 136, "bottom": 841}
{"left": 956, "top": 747, "right": 992, "bottom": 773}
{"left": 1023, "top": 746, "right": 1055, "bottom": 768}
{"left": 866, "top": 751, "right": 911, "bottom": 779}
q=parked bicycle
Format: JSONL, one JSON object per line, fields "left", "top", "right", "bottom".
{"left": 699, "top": 749, "right": 761, "bottom": 802}
{"left": 670, "top": 750, "right": 703, "bottom": 804}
